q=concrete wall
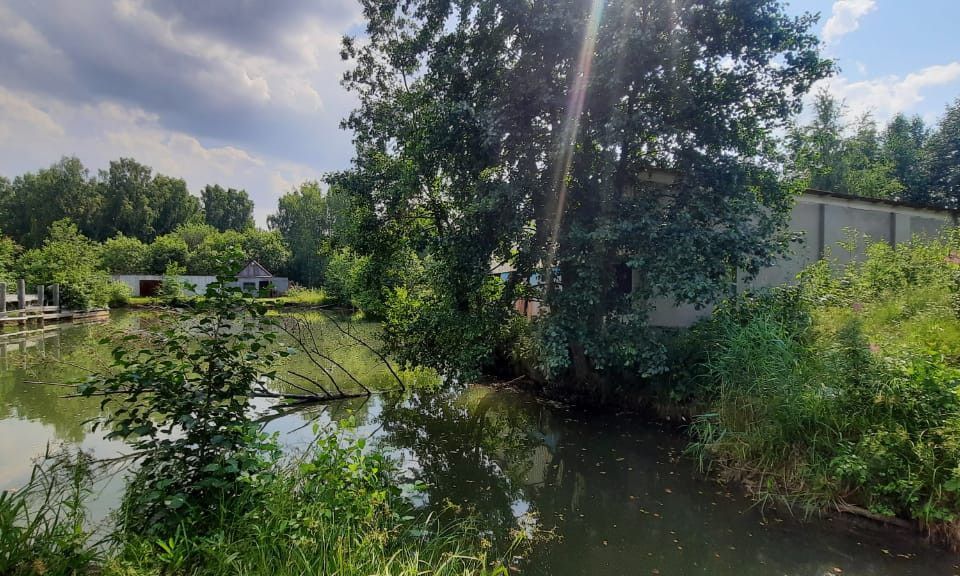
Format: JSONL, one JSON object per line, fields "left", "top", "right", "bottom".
{"left": 649, "top": 191, "right": 957, "bottom": 328}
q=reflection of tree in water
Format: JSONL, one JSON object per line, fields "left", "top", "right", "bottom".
{"left": 374, "top": 386, "right": 558, "bottom": 546}
{"left": 0, "top": 323, "right": 114, "bottom": 443}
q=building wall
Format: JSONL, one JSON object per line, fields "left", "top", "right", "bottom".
{"left": 649, "top": 191, "right": 957, "bottom": 328}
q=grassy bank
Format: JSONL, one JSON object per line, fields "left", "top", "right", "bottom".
{"left": 2, "top": 434, "right": 509, "bottom": 576}
{"left": 681, "top": 231, "right": 960, "bottom": 547}
{"left": 126, "top": 287, "right": 332, "bottom": 310}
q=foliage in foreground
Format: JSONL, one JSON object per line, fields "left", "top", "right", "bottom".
{"left": 686, "top": 232, "right": 960, "bottom": 544}
{"left": 1, "top": 437, "right": 506, "bottom": 576}
{"left": 0, "top": 255, "right": 506, "bottom": 575}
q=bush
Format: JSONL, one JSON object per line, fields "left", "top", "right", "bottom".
{"left": 15, "top": 220, "right": 111, "bottom": 310}
{"left": 106, "top": 281, "right": 131, "bottom": 308}
{"left": 158, "top": 262, "right": 185, "bottom": 301}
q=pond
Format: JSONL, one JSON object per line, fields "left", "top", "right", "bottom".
{"left": 1, "top": 312, "right": 957, "bottom": 575}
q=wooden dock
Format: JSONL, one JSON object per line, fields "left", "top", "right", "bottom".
{"left": 0, "top": 280, "right": 110, "bottom": 340}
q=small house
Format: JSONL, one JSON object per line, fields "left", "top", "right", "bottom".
{"left": 236, "top": 260, "right": 288, "bottom": 296}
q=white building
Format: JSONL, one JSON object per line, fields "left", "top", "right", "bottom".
{"left": 113, "top": 260, "right": 290, "bottom": 297}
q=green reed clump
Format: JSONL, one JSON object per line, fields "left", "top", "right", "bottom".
{"left": 0, "top": 449, "right": 98, "bottom": 576}
{"left": 687, "top": 231, "right": 960, "bottom": 546}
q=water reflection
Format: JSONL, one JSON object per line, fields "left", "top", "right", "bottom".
{"left": 2, "top": 314, "right": 958, "bottom": 575}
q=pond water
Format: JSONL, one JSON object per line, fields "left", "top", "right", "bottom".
{"left": 1, "top": 313, "right": 958, "bottom": 575}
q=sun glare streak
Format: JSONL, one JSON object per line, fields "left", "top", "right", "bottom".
{"left": 544, "top": 0, "right": 605, "bottom": 293}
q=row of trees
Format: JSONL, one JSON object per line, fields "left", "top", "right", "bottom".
{"left": 99, "top": 224, "right": 289, "bottom": 276}
{"left": 0, "top": 157, "right": 255, "bottom": 248}
{"left": 0, "top": 219, "right": 292, "bottom": 309}
{"left": 788, "top": 92, "right": 960, "bottom": 209}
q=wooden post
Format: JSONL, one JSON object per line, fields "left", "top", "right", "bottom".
{"left": 37, "top": 285, "right": 44, "bottom": 327}
{"left": 0, "top": 283, "right": 5, "bottom": 317}
{"left": 52, "top": 284, "right": 60, "bottom": 311}
{"left": 17, "top": 279, "right": 25, "bottom": 310}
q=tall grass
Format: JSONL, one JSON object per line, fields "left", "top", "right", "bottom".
{"left": 108, "top": 430, "right": 511, "bottom": 576}
{"left": 686, "top": 231, "right": 960, "bottom": 546}
{"left": 0, "top": 448, "right": 98, "bottom": 575}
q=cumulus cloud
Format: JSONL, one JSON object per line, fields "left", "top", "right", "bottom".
{"left": 0, "top": 0, "right": 359, "bottom": 172}
{"left": 0, "top": 86, "right": 321, "bottom": 226}
{"left": 822, "top": 0, "right": 876, "bottom": 44}
{"left": 812, "top": 62, "right": 960, "bottom": 122}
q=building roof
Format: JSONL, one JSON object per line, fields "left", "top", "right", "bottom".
{"left": 237, "top": 260, "right": 273, "bottom": 278}
{"left": 803, "top": 188, "right": 958, "bottom": 216}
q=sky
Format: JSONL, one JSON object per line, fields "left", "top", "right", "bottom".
{"left": 0, "top": 0, "right": 958, "bottom": 226}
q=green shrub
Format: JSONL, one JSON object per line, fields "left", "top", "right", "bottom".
{"left": 106, "top": 281, "right": 131, "bottom": 308}
{"left": 112, "top": 429, "right": 507, "bottom": 576}
{"left": 158, "top": 262, "right": 185, "bottom": 301}
{"left": 15, "top": 220, "right": 111, "bottom": 310}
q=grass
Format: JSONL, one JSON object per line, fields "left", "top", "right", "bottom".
{"left": 126, "top": 288, "right": 332, "bottom": 310}
{"left": 683, "top": 231, "right": 960, "bottom": 547}
{"left": 1, "top": 433, "right": 511, "bottom": 576}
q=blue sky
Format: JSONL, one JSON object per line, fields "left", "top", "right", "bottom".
{"left": 788, "top": 0, "right": 960, "bottom": 123}
{"left": 0, "top": 0, "right": 957, "bottom": 225}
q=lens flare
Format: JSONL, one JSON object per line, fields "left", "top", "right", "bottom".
{"left": 544, "top": 0, "right": 605, "bottom": 292}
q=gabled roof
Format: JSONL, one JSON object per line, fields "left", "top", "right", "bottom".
{"left": 237, "top": 260, "right": 273, "bottom": 278}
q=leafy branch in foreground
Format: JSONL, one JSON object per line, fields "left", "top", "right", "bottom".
{"left": 77, "top": 255, "right": 289, "bottom": 535}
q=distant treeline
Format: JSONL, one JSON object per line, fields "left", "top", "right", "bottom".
{"left": 0, "top": 157, "right": 255, "bottom": 248}
{"left": 788, "top": 93, "right": 960, "bottom": 209}
{"left": 0, "top": 157, "right": 355, "bottom": 298}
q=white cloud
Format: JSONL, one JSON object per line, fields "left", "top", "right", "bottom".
{"left": 812, "top": 62, "right": 960, "bottom": 122}
{"left": 822, "top": 0, "right": 876, "bottom": 44}
{"left": 0, "top": 87, "right": 321, "bottom": 226}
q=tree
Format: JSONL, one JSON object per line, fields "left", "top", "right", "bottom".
{"left": 15, "top": 219, "right": 110, "bottom": 310}
{"left": 787, "top": 93, "right": 904, "bottom": 199}
{"left": 97, "top": 158, "right": 160, "bottom": 240}
{"left": 101, "top": 234, "right": 149, "bottom": 274}
{"left": 268, "top": 181, "right": 337, "bottom": 286}
{"left": 787, "top": 91, "right": 848, "bottom": 193}
{"left": 147, "top": 234, "right": 190, "bottom": 274}
{"left": 1, "top": 157, "right": 100, "bottom": 248}
{"left": 239, "top": 229, "right": 291, "bottom": 275}
{"left": 201, "top": 185, "right": 255, "bottom": 232}
{"left": 0, "top": 230, "right": 19, "bottom": 285}
{"left": 926, "top": 99, "right": 960, "bottom": 210}
{"left": 843, "top": 114, "right": 903, "bottom": 199}
{"left": 884, "top": 113, "right": 930, "bottom": 204}
{"left": 336, "top": 0, "right": 832, "bottom": 382}
{"left": 152, "top": 175, "right": 201, "bottom": 237}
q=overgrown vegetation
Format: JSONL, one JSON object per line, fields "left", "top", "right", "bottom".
{"left": 685, "top": 231, "right": 960, "bottom": 546}
{"left": 1, "top": 257, "right": 507, "bottom": 575}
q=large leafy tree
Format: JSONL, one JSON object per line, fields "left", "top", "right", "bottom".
{"left": 201, "top": 185, "right": 255, "bottom": 232}
{"left": 152, "top": 174, "right": 202, "bottom": 237}
{"left": 0, "top": 157, "right": 101, "bottom": 247}
{"left": 926, "top": 99, "right": 960, "bottom": 210}
{"left": 97, "top": 158, "right": 162, "bottom": 240}
{"left": 884, "top": 113, "right": 930, "bottom": 204}
{"left": 268, "top": 181, "right": 340, "bottom": 286}
{"left": 335, "top": 0, "right": 832, "bottom": 382}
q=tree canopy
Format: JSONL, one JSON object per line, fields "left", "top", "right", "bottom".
{"left": 334, "top": 0, "right": 833, "bottom": 382}
{"left": 201, "top": 184, "right": 255, "bottom": 232}
{"left": 0, "top": 157, "right": 205, "bottom": 247}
